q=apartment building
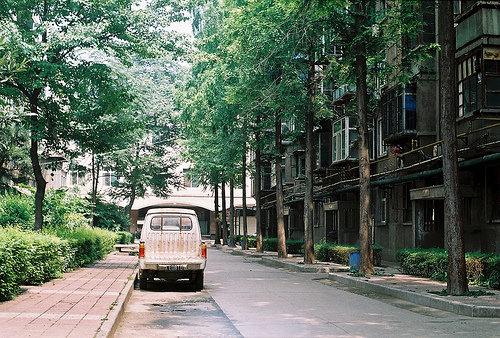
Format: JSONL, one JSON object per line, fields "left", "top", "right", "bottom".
{"left": 256, "top": 0, "right": 500, "bottom": 260}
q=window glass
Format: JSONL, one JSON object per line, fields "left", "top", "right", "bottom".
{"left": 486, "top": 76, "right": 500, "bottom": 91}
{"left": 470, "top": 79, "right": 477, "bottom": 112}
{"left": 487, "top": 93, "right": 500, "bottom": 107}
{"left": 149, "top": 216, "right": 194, "bottom": 231}
{"left": 163, "top": 217, "right": 180, "bottom": 230}
{"left": 485, "top": 60, "right": 497, "bottom": 73}
{"left": 464, "top": 78, "right": 470, "bottom": 114}
{"left": 181, "top": 217, "right": 193, "bottom": 231}
{"left": 151, "top": 217, "right": 162, "bottom": 231}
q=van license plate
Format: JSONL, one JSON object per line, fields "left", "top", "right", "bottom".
{"left": 159, "top": 264, "right": 186, "bottom": 271}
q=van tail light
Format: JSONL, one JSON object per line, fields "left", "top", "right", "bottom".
{"left": 201, "top": 244, "right": 207, "bottom": 258}
{"left": 139, "top": 241, "right": 145, "bottom": 258}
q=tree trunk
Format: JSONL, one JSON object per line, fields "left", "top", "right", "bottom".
{"left": 438, "top": 0, "right": 468, "bottom": 295}
{"left": 276, "top": 112, "right": 287, "bottom": 258}
{"left": 31, "top": 137, "right": 46, "bottom": 230}
{"left": 355, "top": 0, "right": 374, "bottom": 275}
{"left": 255, "top": 116, "right": 264, "bottom": 252}
{"left": 125, "top": 186, "right": 136, "bottom": 218}
{"left": 90, "top": 153, "right": 100, "bottom": 227}
{"left": 214, "top": 184, "right": 221, "bottom": 245}
{"left": 29, "top": 96, "right": 46, "bottom": 231}
{"left": 242, "top": 151, "right": 248, "bottom": 250}
{"left": 303, "top": 38, "right": 316, "bottom": 264}
{"left": 222, "top": 180, "right": 228, "bottom": 246}
{"left": 229, "top": 178, "right": 235, "bottom": 247}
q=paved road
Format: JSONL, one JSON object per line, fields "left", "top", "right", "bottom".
{"left": 115, "top": 248, "right": 500, "bottom": 337}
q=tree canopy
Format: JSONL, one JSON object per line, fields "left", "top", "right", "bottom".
{"left": 0, "top": 0, "right": 192, "bottom": 229}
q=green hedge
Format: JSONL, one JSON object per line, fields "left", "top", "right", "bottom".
{"left": 314, "top": 243, "right": 384, "bottom": 266}
{"left": 116, "top": 231, "right": 135, "bottom": 244}
{"left": 233, "top": 236, "right": 303, "bottom": 254}
{"left": 395, "top": 248, "right": 500, "bottom": 289}
{"left": 51, "top": 227, "right": 119, "bottom": 269}
{"left": 0, "top": 228, "right": 73, "bottom": 301}
{"left": 260, "top": 238, "right": 304, "bottom": 254}
{"left": 0, "top": 193, "right": 34, "bottom": 230}
{"left": 0, "top": 227, "right": 120, "bottom": 301}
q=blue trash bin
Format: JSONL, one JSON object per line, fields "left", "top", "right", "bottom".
{"left": 349, "top": 251, "right": 360, "bottom": 270}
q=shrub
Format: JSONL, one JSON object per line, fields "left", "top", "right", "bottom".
{"left": 395, "top": 248, "right": 500, "bottom": 289}
{"left": 234, "top": 235, "right": 244, "bottom": 244}
{"left": 248, "top": 237, "right": 256, "bottom": 248}
{"left": 484, "top": 255, "right": 500, "bottom": 289}
{"left": 0, "top": 192, "right": 34, "bottom": 230}
{"left": 261, "top": 238, "right": 304, "bottom": 254}
{"left": 314, "top": 242, "right": 384, "bottom": 266}
{"left": 116, "top": 231, "right": 135, "bottom": 244}
{"left": 43, "top": 188, "right": 89, "bottom": 229}
{"left": 328, "top": 245, "right": 357, "bottom": 265}
{"left": 0, "top": 227, "right": 72, "bottom": 301}
{"left": 396, "top": 248, "right": 448, "bottom": 281}
{"left": 314, "top": 242, "right": 334, "bottom": 262}
{"left": 92, "top": 197, "right": 130, "bottom": 232}
{"left": 50, "top": 227, "right": 119, "bottom": 269}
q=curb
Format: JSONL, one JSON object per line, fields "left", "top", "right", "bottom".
{"left": 262, "top": 256, "right": 349, "bottom": 273}
{"left": 328, "top": 273, "right": 500, "bottom": 318}
{"left": 96, "top": 268, "right": 139, "bottom": 337}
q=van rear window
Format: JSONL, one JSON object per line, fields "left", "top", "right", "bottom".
{"left": 150, "top": 216, "right": 193, "bottom": 231}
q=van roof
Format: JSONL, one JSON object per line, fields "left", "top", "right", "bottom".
{"left": 145, "top": 208, "right": 197, "bottom": 216}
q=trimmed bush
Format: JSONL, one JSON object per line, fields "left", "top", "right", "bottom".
{"left": 395, "top": 248, "right": 500, "bottom": 289}
{"left": 0, "top": 192, "right": 34, "bottom": 230}
{"left": 0, "top": 227, "right": 72, "bottom": 301}
{"left": 52, "top": 227, "right": 119, "bottom": 269}
{"left": 116, "top": 231, "right": 135, "bottom": 244}
{"left": 262, "top": 238, "right": 304, "bottom": 254}
{"left": 314, "top": 242, "right": 384, "bottom": 266}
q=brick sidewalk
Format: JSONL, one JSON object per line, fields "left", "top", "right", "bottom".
{"left": 0, "top": 251, "right": 137, "bottom": 338}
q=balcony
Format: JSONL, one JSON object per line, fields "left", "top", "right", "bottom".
{"left": 332, "top": 84, "right": 356, "bottom": 105}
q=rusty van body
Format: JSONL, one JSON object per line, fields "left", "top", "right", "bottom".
{"left": 138, "top": 208, "right": 206, "bottom": 290}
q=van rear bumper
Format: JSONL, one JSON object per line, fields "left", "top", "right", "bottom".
{"left": 139, "top": 258, "right": 206, "bottom": 272}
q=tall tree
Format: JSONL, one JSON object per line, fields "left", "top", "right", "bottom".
{"left": 275, "top": 110, "right": 287, "bottom": 258}
{"left": 0, "top": 0, "right": 188, "bottom": 229}
{"left": 242, "top": 142, "right": 249, "bottom": 250}
{"left": 214, "top": 183, "right": 221, "bottom": 245}
{"left": 104, "top": 56, "right": 185, "bottom": 215}
{"left": 438, "top": 0, "right": 468, "bottom": 295}
{"left": 354, "top": 0, "right": 374, "bottom": 275}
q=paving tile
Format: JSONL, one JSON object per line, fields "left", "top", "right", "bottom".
{"left": 0, "top": 252, "right": 137, "bottom": 337}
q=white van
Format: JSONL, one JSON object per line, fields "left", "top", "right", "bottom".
{"left": 138, "top": 208, "right": 207, "bottom": 290}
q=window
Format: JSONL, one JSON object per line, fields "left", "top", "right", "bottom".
{"left": 377, "top": 119, "right": 387, "bottom": 157}
{"left": 103, "top": 172, "right": 117, "bottom": 187}
{"left": 402, "top": 184, "right": 412, "bottom": 223}
{"left": 316, "top": 133, "right": 330, "bottom": 168}
{"left": 150, "top": 216, "right": 193, "bottom": 231}
{"left": 404, "top": 1, "right": 435, "bottom": 50}
{"left": 458, "top": 53, "right": 482, "bottom": 116}
{"left": 332, "top": 117, "right": 358, "bottom": 163}
{"left": 484, "top": 48, "right": 500, "bottom": 108}
{"left": 376, "top": 189, "right": 387, "bottom": 225}
{"left": 263, "top": 164, "right": 272, "bottom": 190}
{"left": 454, "top": 1, "right": 478, "bottom": 15}
{"left": 383, "top": 83, "right": 417, "bottom": 138}
{"left": 183, "top": 169, "right": 199, "bottom": 188}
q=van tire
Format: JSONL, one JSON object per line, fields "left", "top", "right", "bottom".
{"left": 194, "top": 271, "right": 204, "bottom": 291}
{"left": 139, "top": 275, "right": 148, "bottom": 290}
